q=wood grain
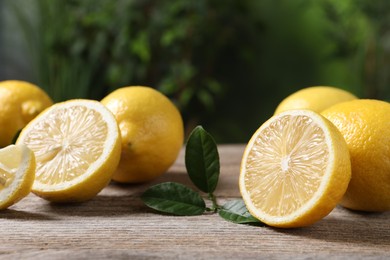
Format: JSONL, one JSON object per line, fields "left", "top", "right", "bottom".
{"left": 0, "top": 145, "right": 389, "bottom": 259}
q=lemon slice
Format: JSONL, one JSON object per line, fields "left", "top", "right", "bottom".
{"left": 239, "top": 110, "right": 351, "bottom": 228}
{"left": 0, "top": 145, "right": 35, "bottom": 209}
{"left": 16, "top": 99, "right": 121, "bottom": 203}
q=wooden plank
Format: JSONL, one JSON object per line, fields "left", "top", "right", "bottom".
{"left": 0, "top": 145, "right": 389, "bottom": 259}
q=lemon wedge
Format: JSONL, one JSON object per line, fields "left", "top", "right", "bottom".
{"left": 0, "top": 145, "right": 35, "bottom": 209}
{"left": 16, "top": 99, "right": 121, "bottom": 203}
{"left": 240, "top": 110, "right": 351, "bottom": 228}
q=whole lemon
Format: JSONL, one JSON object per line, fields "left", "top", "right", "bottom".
{"left": 0, "top": 80, "right": 53, "bottom": 147}
{"left": 101, "top": 86, "right": 184, "bottom": 183}
{"left": 322, "top": 99, "right": 390, "bottom": 212}
{"left": 275, "top": 86, "right": 357, "bottom": 114}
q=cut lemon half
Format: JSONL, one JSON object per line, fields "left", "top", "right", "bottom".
{"left": 0, "top": 144, "right": 35, "bottom": 210}
{"left": 239, "top": 110, "right": 351, "bottom": 228}
{"left": 16, "top": 99, "right": 121, "bottom": 203}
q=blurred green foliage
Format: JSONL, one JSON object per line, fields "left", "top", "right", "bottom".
{"left": 4, "top": 0, "right": 390, "bottom": 142}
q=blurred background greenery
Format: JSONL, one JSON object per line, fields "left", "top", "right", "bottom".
{"left": 1, "top": 0, "right": 390, "bottom": 142}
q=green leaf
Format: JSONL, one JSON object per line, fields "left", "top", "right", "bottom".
{"left": 141, "top": 182, "right": 206, "bottom": 216}
{"left": 185, "top": 126, "right": 220, "bottom": 193}
{"left": 218, "top": 199, "right": 263, "bottom": 225}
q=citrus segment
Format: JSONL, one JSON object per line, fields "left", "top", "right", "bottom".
{"left": 240, "top": 110, "right": 351, "bottom": 228}
{"left": 0, "top": 145, "right": 35, "bottom": 209}
{"left": 16, "top": 99, "right": 121, "bottom": 202}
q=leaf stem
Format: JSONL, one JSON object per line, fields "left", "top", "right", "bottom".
{"left": 208, "top": 192, "right": 219, "bottom": 212}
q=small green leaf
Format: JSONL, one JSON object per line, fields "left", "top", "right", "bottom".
{"left": 185, "top": 126, "right": 220, "bottom": 193}
{"left": 141, "top": 182, "right": 206, "bottom": 216}
{"left": 218, "top": 199, "right": 263, "bottom": 225}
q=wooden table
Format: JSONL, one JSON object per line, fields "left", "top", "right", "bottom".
{"left": 1, "top": 145, "right": 389, "bottom": 259}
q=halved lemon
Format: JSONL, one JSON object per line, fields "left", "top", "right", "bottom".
{"left": 239, "top": 110, "right": 351, "bottom": 228}
{"left": 0, "top": 145, "right": 35, "bottom": 210}
{"left": 16, "top": 99, "right": 121, "bottom": 203}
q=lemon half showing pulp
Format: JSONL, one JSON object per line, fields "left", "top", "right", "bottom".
{"left": 16, "top": 99, "right": 121, "bottom": 203}
{"left": 240, "top": 110, "right": 351, "bottom": 228}
{"left": 0, "top": 144, "right": 35, "bottom": 209}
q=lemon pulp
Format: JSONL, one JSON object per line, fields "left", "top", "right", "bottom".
{"left": 0, "top": 164, "right": 15, "bottom": 189}
{"left": 16, "top": 99, "right": 121, "bottom": 202}
{"left": 244, "top": 114, "right": 329, "bottom": 217}
{"left": 240, "top": 110, "right": 351, "bottom": 228}
{"left": 0, "top": 145, "right": 35, "bottom": 209}
{"left": 24, "top": 105, "right": 107, "bottom": 186}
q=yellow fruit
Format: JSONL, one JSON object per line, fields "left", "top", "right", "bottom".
{"left": 0, "top": 80, "right": 53, "bottom": 147}
{"left": 240, "top": 109, "right": 351, "bottom": 228}
{"left": 101, "top": 86, "right": 184, "bottom": 183}
{"left": 16, "top": 99, "right": 121, "bottom": 203}
{"left": 0, "top": 144, "right": 35, "bottom": 209}
{"left": 322, "top": 99, "right": 390, "bottom": 212}
{"left": 274, "top": 86, "right": 357, "bottom": 114}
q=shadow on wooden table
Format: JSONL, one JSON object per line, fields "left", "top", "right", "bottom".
{"left": 0, "top": 170, "right": 193, "bottom": 220}
{"left": 273, "top": 206, "right": 390, "bottom": 246}
{"left": 39, "top": 170, "right": 192, "bottom": 217}
{"left": 0, "top": 208, "right": 56, "bottom": 221}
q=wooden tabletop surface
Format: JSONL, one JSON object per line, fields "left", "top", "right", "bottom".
{"left": 1, "top": 144, "right": 389, "bottom": 259}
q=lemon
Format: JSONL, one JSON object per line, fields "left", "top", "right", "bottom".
{"left": 101, "top": 86, "right": 184, "bottom": 183}
{"left": 16, "top": 99, "right": 121, "bottom": 203}
{"left": 0, "top": 144, "right": 35, "bottom": 209}
{"left": 274, "top": 86, "right": 357, "bottom": 114}
{"left": 0, "top": 80, "right": 53, "bottom": 147}
{"left": 322, "top": 99, "right": 390, "bottom": 212}
{"left": 240, "top": 110, "right": 351, "bottom": 228}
